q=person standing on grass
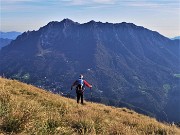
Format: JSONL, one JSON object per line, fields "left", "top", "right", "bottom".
{"left": 71, "top": 74, "right": 92, "bottom": 104}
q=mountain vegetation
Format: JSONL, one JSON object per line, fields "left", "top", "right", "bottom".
{"left": 0, "top": 77, "right": 180, "bottom": 135}
{"left": 0, "top": 19, "right": 179, "bottom": 123}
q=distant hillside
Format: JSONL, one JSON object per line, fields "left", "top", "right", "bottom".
{"left": 0, "top": 77, "right": 179, "bottom": 134}
{"left": 0, "top": 31, "right": 21, "bottom": 49}
{"left": 171, "top": 36, "right": 180, "bottom": 40}
{"left": 0, "top": 31, "right": 21, "bottom": 39}
{"left": 0, "top": 38, "right": 12, "bottom": 49}
{"left": 0, "top": 19, "right": 179, "bottom": 123}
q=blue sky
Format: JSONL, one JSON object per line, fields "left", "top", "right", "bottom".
{"left": 0, "top": 0, "right": 180, "bottom": 38}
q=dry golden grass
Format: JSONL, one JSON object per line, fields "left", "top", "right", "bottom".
{"left": 0, "top": 77, "right": 180, "bottom": 135}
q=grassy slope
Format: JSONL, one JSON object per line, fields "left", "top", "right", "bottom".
{"left": 0, "top": 77, "right": 179, "bottom": 135}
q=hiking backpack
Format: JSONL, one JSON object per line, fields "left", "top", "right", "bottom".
{"left": 76, "top": 79, "right": 84, "bottom": 93}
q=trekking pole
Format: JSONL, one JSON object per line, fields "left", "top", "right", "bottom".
{"left": 68, "top": 89, "right": 72, "bottom": 98}
{"left": 69, "top": 86, "right": 73, "bottom": 98}
{"left": 90, "top": 87, "right": 92, "bottom": 103}
{"left": 67, "top": 91, "right": 70, "bottom": 98}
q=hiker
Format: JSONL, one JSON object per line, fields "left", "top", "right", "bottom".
{"left": 71, "top": 74, "right": 92, "bottom": 104}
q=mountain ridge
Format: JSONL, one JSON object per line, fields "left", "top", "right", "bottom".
{"left": 0, "top": 31, "right": 22, "bottom": 49}
{"left": 171, "top": 36, "right": 180, "bottom": 40}
{"left": 0, "top": 31, "right": 21, "bottom": 39}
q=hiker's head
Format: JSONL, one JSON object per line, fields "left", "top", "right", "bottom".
{"left": 79, "top": 74, "right": 83, "bottom": 79}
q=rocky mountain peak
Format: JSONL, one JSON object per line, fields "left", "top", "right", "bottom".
{"left": 61, "top": 18, "right": 77, "bottom": 24}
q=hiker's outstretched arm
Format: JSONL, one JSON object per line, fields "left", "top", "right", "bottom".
{"left": 84, "top": 80, "right": 92, "bottom": 88}
{"left": 71, "top": 81, "right": 77, "bottom": 89}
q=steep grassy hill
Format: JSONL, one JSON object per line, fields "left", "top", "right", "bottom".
{"left": 0, "top": 77, "right": 179, "bottom": 135}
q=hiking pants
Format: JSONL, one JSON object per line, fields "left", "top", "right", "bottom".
{"left": 77, "top": 93, "right": 84, "bottom": 104}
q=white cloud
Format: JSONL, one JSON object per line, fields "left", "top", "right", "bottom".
{"left": 92, "top": 0, "right": 115, "bottom": 4}
{"left": 1, "top": 0, "right": 47, "bottom": 12}
{"left": 1, "top": 0, "right": 35, "bottom": 3}
{"left": 70, "top": 0, "right": 89, "bottom": 5}
{"left": 62, "top": 0, "right": 116, "bottom": 5}
{"left": 126, "top": 2, "right": 159, "bottom": 8}
{"left": 124, "top": 1, "right": 179, "bottom": 9}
